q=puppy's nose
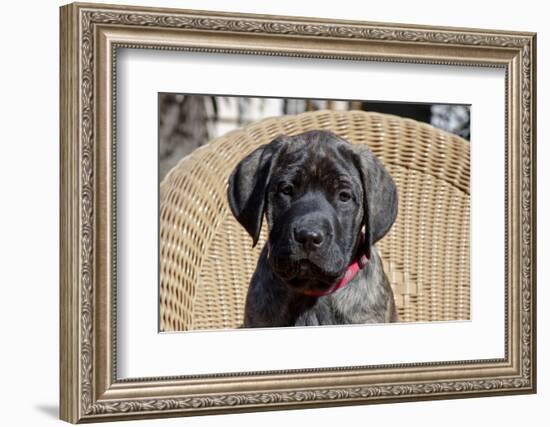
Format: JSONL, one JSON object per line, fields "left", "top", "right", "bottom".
{"left": 294, "top": 227, "right": 324, "bottom": 252}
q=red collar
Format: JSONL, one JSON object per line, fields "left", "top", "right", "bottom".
{"left": 301, "top": 251, "right": 368, "bottom": 297}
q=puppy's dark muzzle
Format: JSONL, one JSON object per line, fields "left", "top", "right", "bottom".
{"left": 294, "top": 226, "right": 324, "bottom": 253}
{"left": 267, "top": 205, "right": 346, "bottom": 288}
{"left": 292, "top": 217, "right": 331, "bottom": 254}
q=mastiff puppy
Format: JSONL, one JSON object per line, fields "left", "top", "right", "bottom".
{"left": 227, "top": 130, "right": 398, "bottom": 327}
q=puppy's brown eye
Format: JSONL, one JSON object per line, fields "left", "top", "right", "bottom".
{"left": 279, "top": 184, "right": 294, "bottom": 196}
{"left": 338, "top": 191, "right": 352, "bottom": 202}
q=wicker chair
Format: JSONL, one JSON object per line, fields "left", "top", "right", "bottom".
{"left": 159, "top": 110, "right": 470, "bottom": 331}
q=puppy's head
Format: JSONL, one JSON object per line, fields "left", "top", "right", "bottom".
{"left": 227, "top": 130, "right": 397, "bottom": 294}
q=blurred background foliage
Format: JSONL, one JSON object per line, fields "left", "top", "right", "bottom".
{"left": 159, "top": 94, "right": 470, "bottom": 180}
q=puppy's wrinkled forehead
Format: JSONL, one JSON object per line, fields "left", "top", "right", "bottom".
{"left": 273, "top": 131, "right": 356, "bottom": 182}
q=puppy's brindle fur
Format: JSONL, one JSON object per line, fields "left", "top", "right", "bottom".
{"left": 228, "top": 130, "right": 398, "bottom": 327}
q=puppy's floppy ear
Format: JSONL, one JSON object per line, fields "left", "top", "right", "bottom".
{"left": 351, "top": 144, "right": 398, "bottom": 257}
{"left": 227, "top": 136, "right": 287, "bottom": 246}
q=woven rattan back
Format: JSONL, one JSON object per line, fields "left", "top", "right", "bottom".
{"left": 159, "top": 110, "right": 470, "bottom": 331}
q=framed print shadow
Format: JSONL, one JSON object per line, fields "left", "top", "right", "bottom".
{"left": 60, "top": 2, "right": 537, "bottom": 423}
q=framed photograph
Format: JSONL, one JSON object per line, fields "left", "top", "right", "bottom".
{"left": 60, "top": 2, "right": 537, "bottom": 423}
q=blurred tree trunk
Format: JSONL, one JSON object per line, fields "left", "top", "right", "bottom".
{"left": 159, "top": 94, "right": 209, "bottom": 180}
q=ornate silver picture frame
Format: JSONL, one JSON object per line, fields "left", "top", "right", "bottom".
{"left": 60, "top": 2, "right": 536, "bottom": 423}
